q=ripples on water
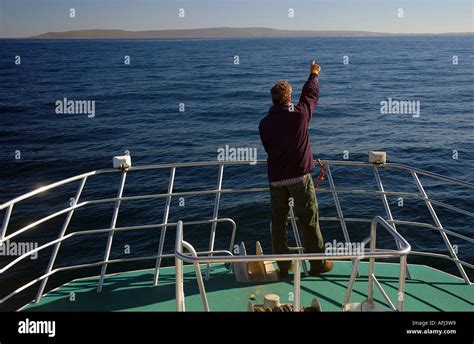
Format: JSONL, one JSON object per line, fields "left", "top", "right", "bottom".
{"left": 0, "top": 37, "right": 473, "bottom": 309}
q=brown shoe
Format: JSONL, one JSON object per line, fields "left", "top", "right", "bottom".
{"left": 309, "top": 260, "right": 334, "bottom": 276}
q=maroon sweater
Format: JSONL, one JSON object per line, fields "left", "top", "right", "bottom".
{"left": 259, "top": 74, "right": 320, "bottom": 183}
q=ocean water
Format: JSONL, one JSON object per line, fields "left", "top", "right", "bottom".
{"left": 0, "top": 36, "right": 473, "bottom": 310}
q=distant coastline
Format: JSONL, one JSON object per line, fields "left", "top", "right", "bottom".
{"left": 13, "top": 27, "right": 474, "bottom": 40}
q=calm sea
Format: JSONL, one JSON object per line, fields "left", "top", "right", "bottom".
{"left": 0, "top": 36, "right": 473, "bottom": 310}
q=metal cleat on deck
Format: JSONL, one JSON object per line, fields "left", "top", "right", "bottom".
{"left": 233, "top": 241, "right": 278, "bottom": 282}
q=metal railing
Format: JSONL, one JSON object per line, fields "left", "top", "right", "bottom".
{"left": 0, "top": 218, "right": 236, "bottom": 305}
{"left": 175, "top": 216, "right": 411, "bottom": 311}
{"left": 0, "top": 158, "right": 472, "bottom": 309}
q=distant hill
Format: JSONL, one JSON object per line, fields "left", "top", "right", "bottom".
{"left": 27, "top": 27, "right": 473, "bottom": 39}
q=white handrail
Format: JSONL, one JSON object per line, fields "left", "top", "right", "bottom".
{"left": 0, "top": 158, "right": 472, "bottom": 310}
{"left": 174, "top": 216, "right": 412, "bottom": 311}
{"left": 2, "top": 159, "right": 473, "bottom": 211}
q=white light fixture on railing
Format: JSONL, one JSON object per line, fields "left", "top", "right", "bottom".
{"left": 369, "top": 151, "right": 387, "bottom": 165}
{"left": 113, "top": 155, "right": 132, "bottom": 170}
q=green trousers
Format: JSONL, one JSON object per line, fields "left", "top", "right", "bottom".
{"left": 270, "top": 174, "right": 325, "bottom": 271}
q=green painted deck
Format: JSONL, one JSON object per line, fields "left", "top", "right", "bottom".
{"left": 22, "top": 261, "right": 473, "bottom": 312}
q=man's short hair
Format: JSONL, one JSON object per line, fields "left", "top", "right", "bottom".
{"left": 271, "top": 80, "right": 292, "bottom": 106}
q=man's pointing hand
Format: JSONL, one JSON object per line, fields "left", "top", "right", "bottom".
{"left": 310, "top": 60, "right": 321, "bottom": 75}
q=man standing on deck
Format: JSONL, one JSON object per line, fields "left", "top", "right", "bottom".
{"left": 259, "top": 60, "right": 333, "bottom": 278}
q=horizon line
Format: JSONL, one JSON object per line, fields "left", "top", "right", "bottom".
{"left": 3, "top": 27, "right": 474, "bottom": 39}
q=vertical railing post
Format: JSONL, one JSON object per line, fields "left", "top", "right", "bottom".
{"left": 288, "top": 207, "right": 309, "bottom": 276}
{"left": 293, "top": 259, "right": 301, "bottom": 311}
{"left": 175, "top": 221, "right": 185, "bottom": 312}
{"left": 397, "top": 255, "right": 407, "bottom": 311}
{"left": 326, "top": 165, "right": 351, "bottom": 243}
{"left": 367, "top": 219, "right": 377, "bottom": 304}
{"left": 373, "top": 167, "right": 411, "bottom": 279}
{"left": 205, "top": 164, "right": 224, "bottom": 280}
{"left": 97, "top": 170, "right": 127, "bottom": 292}
{"left": 326, "top": 165, "right": 358, "bottom": 274}
{"left": 343, "top": 258, "right": 360, "bottom": 308}
{"left": 153, "top": 167, "right": 176, "bottom": 286}
{"left": 0, "top": 204, "right": 13, "bottom": 241}
{"left": 35, "top": 176, "right": 88, "bottom": 302}
{"left": 412, "top": 172, "right": 470, "bottom": 284}
{"left": 182, "top": 241, "right": 210, "bottom": 311}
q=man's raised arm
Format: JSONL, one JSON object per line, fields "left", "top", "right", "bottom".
{"left": 297, "top": 60, "right": 321, "bottom": 122}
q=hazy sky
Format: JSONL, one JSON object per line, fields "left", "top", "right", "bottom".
{"left": 0, "top": 0, "right": 473, "bottom": 38}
